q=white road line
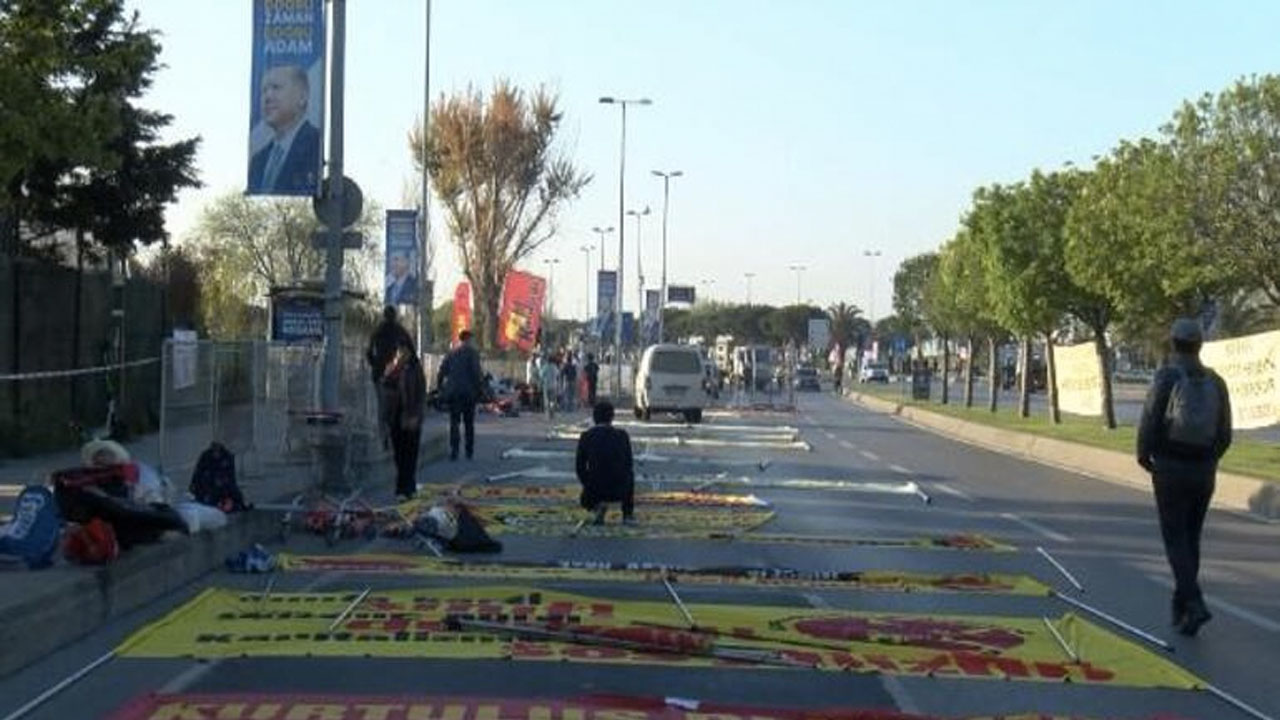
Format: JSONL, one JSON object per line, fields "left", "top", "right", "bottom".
{"left": 158, "top": 661, "right": 217, "bottom": 693}
{"left": 838, "top": 439, "right": 856, "bottom": 450}
{"left": 822, "top": 430, "right": 837, "bottom": 440}
{"left": 880, "top": 675, "right": 923, "bottom": 715}
{"left": 1148, "top": 575, "right": 1280, "bottom": 633}
{"left": 932, "top": 483, "right": 974, "bottom": 502}
{"left": 889, "top": 464, "right": 912, "bottom": 475}
{"left": 859, "top": 450, "right": 880, "bottom": 462}
{"left": 1000, "top": 512, "right": 1073, "bottom": 543}
{"left": 803, "top": 592, "right": 831, "bottom": 609}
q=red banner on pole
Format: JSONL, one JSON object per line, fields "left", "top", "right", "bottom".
{"left": 497, "top": 270, "right": 546, "bottom": 352}
{"left": 451, "top": 281, "right": 472, "bottom": 345}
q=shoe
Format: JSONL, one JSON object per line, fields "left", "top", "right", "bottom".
{"left": 622, "top": 515, "right": 638, "bottom": 527}
{"left": 1179, "top": 603, "right": 1213, "bottom": 637}
{"left": 592, "top": 507, "right": 607, "bottom": 526}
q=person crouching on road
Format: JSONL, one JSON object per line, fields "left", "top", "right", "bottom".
{"left": 1137, "top": 318, "right": 1232, "bottom": 637}
{"left": 575, "top": 401, "right": 636, "bottom": 526}
{"left": 383, "top": 341, "right": 425, "bottom": 501}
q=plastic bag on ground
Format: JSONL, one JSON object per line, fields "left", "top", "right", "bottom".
{"left": 175, "top": 501, "right": 228, "bottom": 534}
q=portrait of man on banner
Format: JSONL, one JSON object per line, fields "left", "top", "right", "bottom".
{"left": 245, "top": 0, "right": 326, "bottom": 197}
{"left": 384, "top": 210, "right": 421, "bottom": 307}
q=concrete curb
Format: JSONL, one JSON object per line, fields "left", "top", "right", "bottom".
{"left": 0, "top": 429, "right": 448, "bottom": 679}
{"left": 847, "top": 393, "right": 1280, "bottom": 520}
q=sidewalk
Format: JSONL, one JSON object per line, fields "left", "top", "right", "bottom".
{"left": 0, "top": 421, "right": 446, "bottom": 678}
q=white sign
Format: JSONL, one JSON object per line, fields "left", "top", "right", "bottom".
{"left": 807, "top": 318, "right": 831, "bottom": 352}
{"left": 1054, "top": 342, "right": 1102, "bottom": 417}
{"left": 1200, "top": 329, "right": 1280, "bottom": 430}
{"left": 172, "top": 330, "right": 198, "bottom": 391}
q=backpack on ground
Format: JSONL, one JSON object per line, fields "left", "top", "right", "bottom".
{"left": 190, "top": 442, "right": 249, "bottom": 513}
{"left": 0, "top": 485, "right": 62, "bottom": 569}
{"left": 1164, "top": 368, "right": 1221, "bottom": 451}
{"left": 63, "top": 518, "right": 119, "bottom": 565}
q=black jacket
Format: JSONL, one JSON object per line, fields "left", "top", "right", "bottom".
{"left": 1137, "top": 353, "right": 1232, "bottom": 470}
{"left": 247, "top": 121, "right": 322, "bottom": 195}
{"left": 439, "top": 342, "right": 484, "bottom": 403}
{"left": 575, "top": 424, "right": 635, "bottom": 508}
{"left": 383, "top": 357, "right": 426, "bottom": 430}
{"left": 366, "top": 320, "right": 415, "bottom": 382}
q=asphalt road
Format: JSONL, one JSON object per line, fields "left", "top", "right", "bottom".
{"left": 3, "top": 391, "right": 1279, "bottom": 720}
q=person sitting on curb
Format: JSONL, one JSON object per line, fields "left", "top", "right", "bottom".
{"left": 574, "top": 401, "right": 636, "bottom": 526}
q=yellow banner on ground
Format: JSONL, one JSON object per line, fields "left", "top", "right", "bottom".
{"left": 416, "top": 484, "right": 769, "bottom": 508}
{"left": 467, "top": 504, "right": 776, "bottom": 538}
{"left": 117, "top": 585, "right": 1199, "bottom": 690}
{"left": 1200, "top": 329, "right": 1280, "bottom": 430}
{"left": 1054, "top": 342, "right": 1102, "bottom": 417}
{"left": 274, "top": 554, "right": 1050, "bottom": 596}
{"left": 735, "top": 533, "right": 1015, "bottom": 552}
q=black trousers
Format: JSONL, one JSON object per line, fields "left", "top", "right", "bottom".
{"left": 390, "top": 424, "right": 421, "bottom": 497}
{"left": 449, "top": 400, "right": 476, "bottom": 458}
{"left": 580, "top": 477, "right": 635, "bottom": 517}
{"left": 586, "top": 379, "right": 597, "bottom": 408}
{"left": 1153, "top": 467, "right": 1215, "bottom": 612}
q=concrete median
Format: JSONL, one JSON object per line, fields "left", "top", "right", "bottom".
{"left": 848, "top": 393, "right": 1280, "bottom": 520}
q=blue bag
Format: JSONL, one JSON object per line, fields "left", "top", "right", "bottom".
{"left": 0, "top": 485, "right": 62, "bottom": 569}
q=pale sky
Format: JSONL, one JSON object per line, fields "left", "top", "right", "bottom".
{"left": 133, "top": 0, "right": 1280, "bottom": 320}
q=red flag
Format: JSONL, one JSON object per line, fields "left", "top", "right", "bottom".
{"left": 497, "top": 270, "right": 547, "bottom": 352}
{"left": 451, "top": 281, "right": 472, "bottom": 345}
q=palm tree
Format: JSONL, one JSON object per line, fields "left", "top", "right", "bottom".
{"left": 827, "top": 302, "right": 864, "bottom": 348}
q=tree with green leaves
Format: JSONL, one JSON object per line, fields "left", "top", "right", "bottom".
{"left": 186, "top": 193, "right": 382, "bottom": 339}
{"left": 936, "top": 230, "right": 1008, "bottom": 410}
{"left": 892, "top": 253, "right": 937, "bottom": 361}
{"left": 410, "top": 82, "right": 590, "bottom": 350}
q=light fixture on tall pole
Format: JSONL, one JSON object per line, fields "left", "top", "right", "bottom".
{"left": 788, "top": 264, "right": 807, "bottom": 305}
{"left": 579, "top": 244, "right": 594, "bottom": 319}
{"left": 744, "top": 272, "right": 756, "bottom": 306}
{"left": 591, "top": 226, "right": 614, "bottom": 271}
{"left": 863, "top": 250, "right": 882, "bottom": 324}
{"left": 600, "top": 95, "right": 652, "bottom": 395}
{"left": 418, "top": 0, "right": 433, "bottom": 350}
{"left": 652, "top": 169, "right": 682, "bottom": 343}
{"left": 626, "top": 206, "right": 651, "bottom": 317}
{"left": 543, "top": 258, "right": 561, "bottom": 318}
{"left": 699, "top": 279, "right": 715, "bottom": 304}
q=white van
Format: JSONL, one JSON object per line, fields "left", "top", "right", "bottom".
{"left": 634, "top": 344, "right": 707, "bottom": 423}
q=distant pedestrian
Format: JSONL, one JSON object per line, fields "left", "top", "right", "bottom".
{"left": 1137, "top": 318, "right": 1232, "bottom": 637}
{"left": 382, "top": 341, "right": 425, "bottom": 500}
{"left": 584, "top": 353, "right": 600, "bottom": 407}
{"left": 538, "top": 353, "right": 560, "bottom": 420}
{"left": 366, "top": 306, "right": 415, "bottom": 446}
{"left": 575, "top": 401, "right": 636, "bottom": 525}
{"left": 438, "top": 329, "right": 484, "bottom": 461}
{"left": 561, "top": 353, "right": 579, "bottom": 412}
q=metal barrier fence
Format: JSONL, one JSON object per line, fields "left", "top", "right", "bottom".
{"left": 157, "top": 340, "right": 386, "bottom": 483}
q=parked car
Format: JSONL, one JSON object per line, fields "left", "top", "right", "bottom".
{"left": 794, "top": 366, "right": 821, "bottom": 391}
{"left": 859, "top": 364, "right": 889, "bottom": 383}
{"left": 634, "top": 344, "right": 708, "bottom": 423}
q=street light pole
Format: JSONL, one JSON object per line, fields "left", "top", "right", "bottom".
{"left": 744, "top": 272, "right": 756, "bottom": 305}
{"left": 863, "top": 250, "right": 882, "bottom": 324}
{"left": 543, "top": 258, "right": 561, "bottom": 318}
{"left": 627, "top": 206, "right": 650, "bottom": 318}
{"left": 418, "top": 0, "right": 432, "bottom": 351}
{"left": 652, "top": 170, "right": 682, "bottom": 343}
{"left": 320, "top": 0, "right": 348, "bottom": 413}
{"left": 600, "top": 96, "right": 652, "bottom": 397}
{"left": 591, "top": 226, "right": 614, "bottom": 272}
{"left": 579, "top": 244, "right": 594, "bottom": 319}
{"left": 788, "top": 264, "right": 807, "bottom": 305}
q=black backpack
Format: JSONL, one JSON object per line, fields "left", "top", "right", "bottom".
{"left": 190, "top": 442, "right": 249, "bottom": 512}
{"left": 1164, "top": 368, "right": 1221, "bottom": 452}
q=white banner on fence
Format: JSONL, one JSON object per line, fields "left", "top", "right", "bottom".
{"left": 172, "top": 330, "right": 198, "bottom": 391}
{"left": 1200, "top": 329, "right": 1280, "bottom": 430}
{"left": 1054, "top": 342, "right": 1102, "bottom": 417}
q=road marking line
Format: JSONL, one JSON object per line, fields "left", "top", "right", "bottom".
{"left": 822, "top": 430, "right": 836, "bottom": 440}
{"left": 838, "top": 439, "right": 856, "bottom": 450}
{"left": 803, "top": 593, "right": 831, "bottom": 609}
{"left": 1148, "top": 575, "right": 1280, "bottom": 633}
{"left": 889, "top": 464, "right": 912, "bottom": 475}
{"left": 932, "top": 483, "right": 974, "bottom": 501}
{"left": 158, "top": 661, "right": 218, "bottom": 693}
{"left": 859, "top": 450, "right": 880, "bottom": 462}
{"left": 880, "top": 675, "right": 923, "bottom": 714}
{"left": 1000, "top": 512, "right": 1073, "bottom": 543}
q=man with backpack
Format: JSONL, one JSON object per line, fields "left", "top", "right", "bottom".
{"left": 1137, "top": 318, "right": 1232, "bottom": 637}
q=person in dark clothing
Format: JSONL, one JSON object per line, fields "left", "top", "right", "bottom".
{"left": 382, "top": 342, "right": 425, "bottom": 500}
{"left": 583, "top": 354, "right": 600, "bottom": 407}
{"left": 575, "top": 401, "right": 636, "bottom": 525}
{"left": 366, "top": 306, "right": 415, "bottom": 383}
{"left": 438, "top": 329, "right": 484, "bottom": 460}
{"left": 1137, "top": 318, "right": 1232, "bottom": 637}
{"left": 561, "top": 354, "right": 579, "bottom": 412}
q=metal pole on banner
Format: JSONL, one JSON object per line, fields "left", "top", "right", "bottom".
{"left": 418, "top": 0, "right": 432, "bottom": 352}
{"left": 653, "top": 170, "right": 681, "bottom": 344}
{"left": 320, "top": 0, "right": 347, "bottom": 414}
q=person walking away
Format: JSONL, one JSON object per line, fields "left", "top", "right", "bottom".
{"left": 584, "top": 353, "right": 600, "bottom": 407}
{"left": 561, "top": 353, "right": 579, "bottom": 412}
{"left": 575, "top": 401, "right": 636, "bottom": 525}
{"left": 1137, "top": 318, "right": 1232, "bottom": 637}
{"left": 539, "top": 353, "right": 560, "bottom": 420}
{"left": 366, "top": 307, "right": 415, "bottom": 446}
{"left": 438, "top": 329, "right": 484, "bottom": 461}
{"left": 382, "top": 342, "right": 425, "bottom": 500}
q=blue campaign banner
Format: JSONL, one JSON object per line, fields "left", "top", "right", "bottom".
{"left": 272, "top": 294, "right": 325, "bottom": 343}
{"left": 594, "top": 270, "right": 618, "bottom": 337}
{"left": 246, "top": 0, "right": 326, "bottom": 196}
{"left": 384, "top": 209, "right": 420, "bottom": 306}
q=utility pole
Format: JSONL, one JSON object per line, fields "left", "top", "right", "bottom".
{"left": 320, "top": 0, "right": 347, "bottom": 413}
{"left": 652, "top": 170, "right": 682, "bottom": 343}
{"left": 418, "top": 0, "right": 432, "bottom": 350}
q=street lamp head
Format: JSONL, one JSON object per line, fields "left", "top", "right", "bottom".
{"left": 599, "top": 97, "right": 616, "bottom": 104}
{"left": 637, "top": 98, "right": 653, "bottom": 105}
{"left": 670, "top": 170, "right": 683, "bottom": 177}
